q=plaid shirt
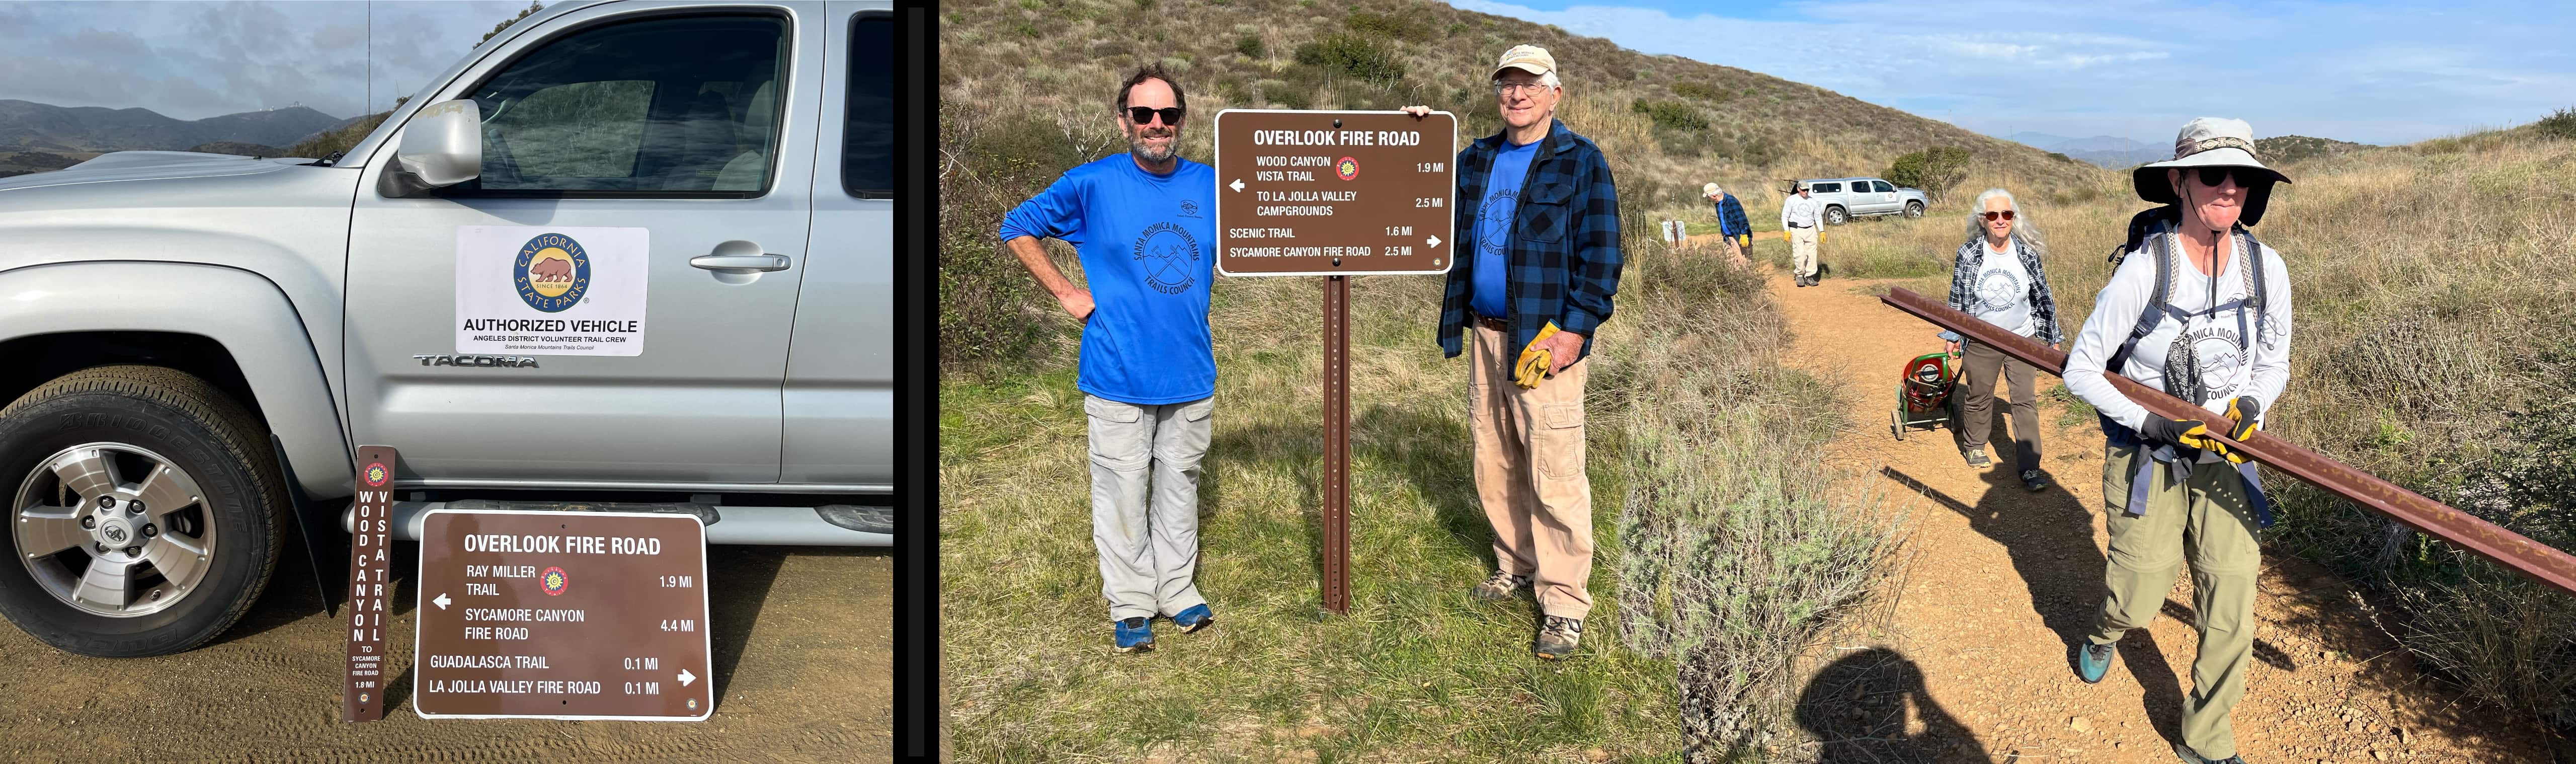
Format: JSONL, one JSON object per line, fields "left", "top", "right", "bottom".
{"left": 1712, "top": 192, "right": 1751, "bottom": 247}
{"left": 1948, "top": 235, "right": 2065, "bottom": 346}
{"left": 1438, "top": 119, "right": 1625, "bottom": 362}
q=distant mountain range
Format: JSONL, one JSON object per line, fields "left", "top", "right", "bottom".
{"left": 2001, "top": 132, "right": 2168, "bottom": 168}
{"left": 0, "top": 100, "right": 351, "bottom": 154}
{"left": 2001, "top": 130, "right": 2373, "bottom": 169}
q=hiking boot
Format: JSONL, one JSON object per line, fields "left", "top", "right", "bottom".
{"left": 2172, "top": 742, "right": 2248, "bottom": 764}
{"left": 1964, "top": 447, "right": 1992, "bottom": 468}
{"left": 2073, "top": 638, "right": 2115, "bottom": 683}
{"left": 1471, "top": 570, "right": 1532, "bottom": 601}
{"left": 2022, "top": 469, "right": 2051, "bottom": 492}
{"left": 1534, "top": 616, "right": 1584, "bottom": 660}
{"left": 1172, "top": 603, "right": 1216, "bottom": 634}
{"left": 1114, "top": 617, "right": 1154, "bottom": 653}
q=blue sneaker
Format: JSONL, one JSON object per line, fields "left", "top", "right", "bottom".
{"left": 2073, "top": 638, "right": 2115, "bottom": 683}
{"left": 1172, "top": 603, "right": 1216, "bottom": 634}
{"left": 1114, "top": 617, "right": 1154, "bottom": 652}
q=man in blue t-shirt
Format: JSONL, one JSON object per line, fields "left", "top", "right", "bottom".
{"left": 1000, "top": 66, "right": 1219, "bottom": 653}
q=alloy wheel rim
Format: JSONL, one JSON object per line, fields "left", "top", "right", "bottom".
{"left": 12, "top": 442, "right": 217, "bottom": 618}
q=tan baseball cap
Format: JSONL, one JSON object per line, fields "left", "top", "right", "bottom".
{"left": 1493, "top": 44, "right": 1556, "bottom": 80}
{"left": 1702, "top": 182, "right": 1722, "bottom": 196}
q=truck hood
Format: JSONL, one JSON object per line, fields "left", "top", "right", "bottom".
{"left": 0, "top": 150, "right": 316, "bottom": 193}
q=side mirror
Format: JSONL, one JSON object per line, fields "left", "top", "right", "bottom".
{"left": 394, "top": 99, "right": 482, "bottom": 189}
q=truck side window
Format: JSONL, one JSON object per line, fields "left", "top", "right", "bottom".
{"left": 1814, "top": 182, "right": 1839, "bottom": 194}
{"left": 844, "top": 13, "right": 893, "bottom": 198}
{"left": 1873, "top": 180, "right": 1893, "bottom": 193}
{"left": 461, "top": 15, "right": 789, "bottom": 196}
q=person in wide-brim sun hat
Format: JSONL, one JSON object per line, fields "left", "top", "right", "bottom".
{"left": 2061, "top": 115, "right": 2300, "bottom": 764}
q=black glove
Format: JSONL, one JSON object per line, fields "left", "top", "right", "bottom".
{"left": 2138, "top": 416, "right": 2216, "bottom": 451}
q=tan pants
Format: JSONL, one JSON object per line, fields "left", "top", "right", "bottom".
{"left": 1722, "top": 236, "right": 1749, "bottom": 266}
{"left": 2088, "top": 445, "right": 2262, "bottom": 760}
{"left": 1467, "top": 322, "right": 1593, "bottom": 620}
{"left": 1789, "top": 226, "right": 1819, "bottom": 278}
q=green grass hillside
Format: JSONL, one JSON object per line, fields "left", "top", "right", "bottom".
{"left": 937, "top": 0, "right": 1941, "bottom": 758}
{"left": 938, "top": 0, "right": 2110, "bottom": 368}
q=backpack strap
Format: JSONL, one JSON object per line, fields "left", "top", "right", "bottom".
{"left": 2240, "top": 227, "right": 2266, "bottom": 350}
{"left": 2105, "top": 228, "right": 2174, "bottom": 377}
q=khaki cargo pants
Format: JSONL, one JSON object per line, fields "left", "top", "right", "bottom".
{"left": 1467, "top": 321, "right": 1593, "bottom": 620}
{"left": 1789, "top": 226, "right": 1819, "bottom": 279}
{"left": 2087, "top": 445, "right": 2262, "bottom": 761}
{"left": 1085, "top": 394, "right": 1214, "bottom": 623}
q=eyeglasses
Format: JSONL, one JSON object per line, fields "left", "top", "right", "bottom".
{"left": 1982, "top": 210, "right": 2016, "bottom": 221}
{"left": 1492, "top": 81, "right": 1549, "bottom": 96}
{"left": 1125, "top": 106, "right": 1184, "bottom": 126}
{"left": 2193, "top": 166, "right": 2260, "bottom": 187}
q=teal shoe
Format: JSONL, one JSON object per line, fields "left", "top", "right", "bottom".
{"left": 1114, "top": 617, "right": 1154, "bottom": 653}
{"left": 2073, "top": 638, "right": 2115, "bottom": 683}
{"left": 2172, "top": 741, "right": 2247, "bottom": 763}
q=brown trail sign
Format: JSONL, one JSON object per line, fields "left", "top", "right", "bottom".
{"left": 1881, "top": 287, "right": 2576, "bottom": 597}
{"left": 342, "top": 446, "right": 398, "bottom": 722}
{"left": 1214, "top": 109, "right": 1458, "bottom": 613}
{"left": 412, "top": 509, "right": 713, "bottom": 720}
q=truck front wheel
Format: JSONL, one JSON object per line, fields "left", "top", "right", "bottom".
{"left": 1824, "top": 205, "right": 1847, "bottom": 225}
{"left": 0, "top": 365, "right": 289, "bottom": 657}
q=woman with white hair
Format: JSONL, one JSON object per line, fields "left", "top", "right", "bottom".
{"left": 1945, "top": 188, "right": 2063, "bottom": 492}
{"left": 2060, "top": 117, "right": 2294, "bottom": 764}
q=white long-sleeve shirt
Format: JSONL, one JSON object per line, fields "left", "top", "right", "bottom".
{"left": 2062, "top": 230, "right": 2293, "bottom": 441}
{"left": 1779, "top": 194, "right": 1822, "bottom": 229}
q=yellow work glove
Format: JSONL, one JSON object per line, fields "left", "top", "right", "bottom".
{"left": 1513, "top": 322, "right": 1562, "bottom": 389}
{"left": 1780, "top": 230, "right": 1791, "bottom": 243}
{"left": 2213, "top": 397, "right": 2264, "bottom": 464}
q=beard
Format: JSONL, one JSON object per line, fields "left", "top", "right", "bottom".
{"left": 1126, "top": 123, "right": 1177, "bottom": 164}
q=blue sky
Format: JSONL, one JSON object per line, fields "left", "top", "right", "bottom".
{"left": 1450, "top": 0, "right": 2576, "bottom": 146}
{"left": 0, "top": 1, "right": 530, "bottom": 121}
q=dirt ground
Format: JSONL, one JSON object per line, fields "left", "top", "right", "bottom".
{"left": 0, "top": 541, "right": 892, "bottom": 763}
{"left": 1743, "top": 251, "right": 2560, "bottom": 761}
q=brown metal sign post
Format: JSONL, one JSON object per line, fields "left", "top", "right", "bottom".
{"left": 1881, "top": 287, "right": 2576, "bottom": 596}
{"left": 1215, "top": 109, "right": 1458, "bottom": 613}
{"left": 342, "top": 445, "right": 398, "bottom": 722}
{"left": 412, "top": 509, "right": 713, "bottom": 720}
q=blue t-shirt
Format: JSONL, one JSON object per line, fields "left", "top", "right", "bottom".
{"left": 1470, "top": 137, "right": 1542, "bottom": 320}
{"left": 998, "top": 155, "right": 1218, "bottom": 405}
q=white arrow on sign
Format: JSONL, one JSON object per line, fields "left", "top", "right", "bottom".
{"left": 678, "top": 668, "right": 697, "bottom": 687}
{"left": 432, "top": 592, "right": 451, "bottom": 610}
{"left": 1229, "top": 178, "right": 1245, "bottom": 192}
{"left": 1426, "top": 235, "right": 1441, "bottom": 249}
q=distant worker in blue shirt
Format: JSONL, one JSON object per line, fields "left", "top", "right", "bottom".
{"left": 1000, "top": 65, "right": 1219, "bottom": 654}
{"left": 1704, "top": 181, "right": 1751, "bottom": 264}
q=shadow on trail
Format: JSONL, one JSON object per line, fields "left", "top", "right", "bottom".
{"left": 1878, "top": 465, "right": 2188, "bottom": 747}
{"left": 1793, "top": 647, "right": 1988, "bottom": 761}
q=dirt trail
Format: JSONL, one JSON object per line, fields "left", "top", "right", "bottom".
{"left": 1755, "top": 260, "right": 2553, "bottom": 762}
{"left": 0, "top": 545, "right": 892, "bottom": 762}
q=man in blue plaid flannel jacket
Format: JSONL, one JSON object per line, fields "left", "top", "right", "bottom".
{"left": 1406, "top": 43, "right": 1624, "bottom": 661}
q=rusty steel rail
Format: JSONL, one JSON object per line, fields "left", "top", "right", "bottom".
{"left": 1880, "top": 287, "right": 2576, "bottom": 597}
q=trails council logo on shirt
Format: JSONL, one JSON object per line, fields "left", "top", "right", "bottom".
{"left": 1974, "top": 268, "right": 2023, "bottom": 313}
{"left": 1477, "top": 188, "right": 1518, "bottom": 256}
{"left": 1134, "top": 221, "right": 1202, "bottom": 295}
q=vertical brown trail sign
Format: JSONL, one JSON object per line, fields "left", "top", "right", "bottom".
{"left": 1214, "top": 109, "right": 1457, "bottom": 614}
{"left": 343, "top": 445, "right": 398, "bottom": 722}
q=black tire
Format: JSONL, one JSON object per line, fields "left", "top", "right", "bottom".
{"left": 1825, "top": 205, "right": 1847, "bottom": 225}
{"left": 0, "top": 365, "right": 288, "bottom": 657}
{"left": 1905, "top": 201, "right": 1925, "bottom": 218}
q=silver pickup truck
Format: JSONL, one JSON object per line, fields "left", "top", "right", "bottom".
{"left": 1797, "top": 176, "right": 1929, "bottom": 224}
{"left": 0, "top": 0, "right": 893, "bottom": 657}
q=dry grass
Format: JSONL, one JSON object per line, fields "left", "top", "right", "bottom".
{"left": 1825, "top": 122, "right": 2576, "bottom": 733}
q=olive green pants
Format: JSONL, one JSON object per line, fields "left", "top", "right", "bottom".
{"left": 2086, "top": 445, "right": 2262, "bottom": 761}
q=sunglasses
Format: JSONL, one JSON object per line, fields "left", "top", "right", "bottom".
{"left": 1125, "top": 106, "right": 1185, "bottom": 125}
{"left": 1982, "top": 210, "right": 2016, "bottom": 221}
{"left": 2192, "top": 166, "right": 2263, "bottom": 187}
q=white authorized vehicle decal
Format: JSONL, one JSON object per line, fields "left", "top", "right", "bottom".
{"left": 454, "top": 226, "right": 649, "bottom": 357}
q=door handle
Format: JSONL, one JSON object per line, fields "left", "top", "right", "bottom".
{"left": 690, "top": 254, "right": 791, "bottom": 272}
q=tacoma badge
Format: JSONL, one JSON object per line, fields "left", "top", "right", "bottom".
{"left": 413, "top": 354, "right": 541, "bottom": 368}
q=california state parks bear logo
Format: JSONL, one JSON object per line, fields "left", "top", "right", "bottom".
{"left": 1133, "top": 221, "right": 1201, "bottom": 295}
{"left": 514, "top": 233, "right": 591, "bottom": 313}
